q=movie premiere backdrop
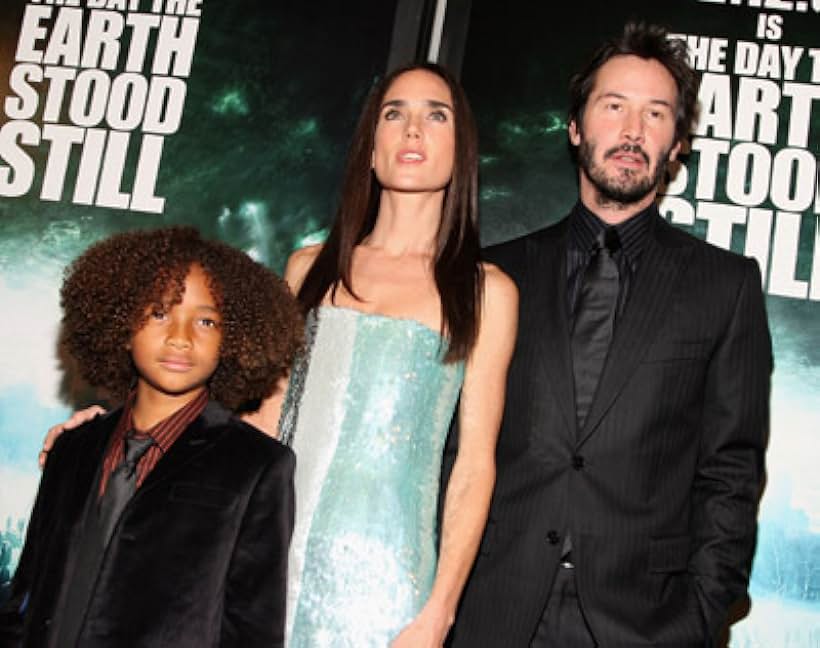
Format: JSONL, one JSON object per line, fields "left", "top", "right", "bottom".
{"left": 0, "top": 0, "right": 817, "bottom": 645}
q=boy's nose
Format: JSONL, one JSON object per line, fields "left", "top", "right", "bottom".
{"left": 166, "top": 321, "right": 193, "bottom": 348}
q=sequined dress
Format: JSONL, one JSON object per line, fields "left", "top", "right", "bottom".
{"left": 280, "top": 306, "right": 465, "bottom": 647}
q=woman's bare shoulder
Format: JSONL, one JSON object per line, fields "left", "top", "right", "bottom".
{"left": 480, "top": 261, "right": 518, "bottom": 304}
{"left": 284, "top": 244, "right": 323, "bottom": 291}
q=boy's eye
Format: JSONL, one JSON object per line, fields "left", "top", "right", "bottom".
{"left": 151, "top": 310, "right": 167, "bottom": 321}
{"left": 199, "top": 318, "right": 220, "bottom": 329}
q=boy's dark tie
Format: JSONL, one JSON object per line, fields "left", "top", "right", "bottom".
{"left": 99, "top": 432, "right": 154, "bottom": 543}
{"left": 571, "top": 227, "right": 621, "bottom": 429}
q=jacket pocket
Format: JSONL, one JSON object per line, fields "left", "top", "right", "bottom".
{"left": 642, "top": 340, "right": 709, "bottom": 364}
{"left": 648, "top": 535, "right": 690, "bottom": 573}
{"left": 169, "top": 483, "right": 238, "bottom": 510}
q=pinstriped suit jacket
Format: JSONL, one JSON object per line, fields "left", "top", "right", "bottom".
{"left": 444, "top": 208, "right": 772, "bottom": 647}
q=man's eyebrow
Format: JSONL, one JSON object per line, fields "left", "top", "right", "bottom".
{"left": 597, "top": 91, "right": 674, "bottom": 109}
{"left": 380, "top": 99, "right": 454, "bottom": 110}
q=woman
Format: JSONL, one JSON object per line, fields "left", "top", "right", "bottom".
{"left": 44, "top": 63, "right": 517, "bottom": 647}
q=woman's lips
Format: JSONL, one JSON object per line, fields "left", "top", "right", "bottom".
{"left": 397, "top": 150, "right": 426, "bottom": 163}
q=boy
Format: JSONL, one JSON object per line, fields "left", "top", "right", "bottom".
{"left": 1, "top": 227, "right": 303, "bottom": 647}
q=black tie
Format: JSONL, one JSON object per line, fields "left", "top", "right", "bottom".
{"left": 98, "top": 433, "right": 154, "bottom": 544}
{"left": 571, "top": 227, "right": 621, "bottom": 429}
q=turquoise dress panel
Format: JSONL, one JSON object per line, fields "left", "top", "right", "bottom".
{"left": 281, "top": 306, "right": 465, "bottom": 647}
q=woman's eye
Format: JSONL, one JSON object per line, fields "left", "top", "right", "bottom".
{"left": 384, "top": 108, "right": 402, "bottom": 120}
{"left": 429, "top": 110, "right": 447, "bottom": 122}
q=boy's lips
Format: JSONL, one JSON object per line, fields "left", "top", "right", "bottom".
{"left": 159, "top": 357, "right": 194, "bottom": 372}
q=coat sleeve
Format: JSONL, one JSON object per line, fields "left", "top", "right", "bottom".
{"left": 220, "top": 443, "right": 295, "bottom": 648}
{"left": 690, "top": 257, "right": 772, "bottom": 641}
{"left": 0, "top": 433, "right": 70, "bottom": 647}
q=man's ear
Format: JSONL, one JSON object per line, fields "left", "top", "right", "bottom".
{"left": 668, "top": 139, "right": 682, "bottom": 163}
{"left": 568, "top": 119, "right": 581, "bottom": 147}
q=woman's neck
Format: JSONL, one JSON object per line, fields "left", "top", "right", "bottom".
{"left": 364, "top": 189, "right": 443, "bottom": 257}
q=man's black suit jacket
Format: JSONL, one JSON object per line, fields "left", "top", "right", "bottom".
{"left": 1, "top": 401, "right": 294, "bottom": 648}
{"left": 445, "top": 210, "right": 772, "bottom": 647}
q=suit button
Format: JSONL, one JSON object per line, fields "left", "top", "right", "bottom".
{"left": 547, "top": 530, "right": 560, "bottom": 545}
{"left": 572, "top": 455, "right": 585, "bottom": 470}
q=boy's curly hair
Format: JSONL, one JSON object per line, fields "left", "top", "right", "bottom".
{"left": 60, "top": 226, "right": 304, "bottom": 410}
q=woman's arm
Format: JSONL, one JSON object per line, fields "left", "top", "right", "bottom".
{"left": 39, "top": 405, "right": 106, "bottom": 467}
{"left": 392, "top": 263, "right": 518, "bottom": 647}
{"left": 240, "top": 245, "right": 321, "bottom": 438}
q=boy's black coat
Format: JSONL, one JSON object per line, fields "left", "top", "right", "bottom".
{"left": 1, "top": 401, "right": 294, "bottom": 648}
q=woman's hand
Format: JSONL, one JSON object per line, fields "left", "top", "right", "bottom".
{"left": 390, "top": 605, "right": 451, "bottom": 648}
{"left": 39, "top": 405, "right": 106, "bottom": 467}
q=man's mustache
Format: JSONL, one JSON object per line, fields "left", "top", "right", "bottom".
{"left": 604, "top": 143, "right": 650, "bottom": 165}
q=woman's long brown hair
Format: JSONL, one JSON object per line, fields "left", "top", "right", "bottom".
{"left": 297, "top": 62, "right": 483, "bottom": 363}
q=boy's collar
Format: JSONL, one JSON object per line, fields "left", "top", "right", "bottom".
{"left": 121, "top": 389, "right": 210, "bottom": 453}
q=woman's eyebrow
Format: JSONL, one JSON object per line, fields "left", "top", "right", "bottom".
{"left": 380, "top": 99, "right": 454, "bottom": 111}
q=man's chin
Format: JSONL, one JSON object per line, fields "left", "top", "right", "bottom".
{"left": 595, "top": 179, "right": 655, "bottom": 206}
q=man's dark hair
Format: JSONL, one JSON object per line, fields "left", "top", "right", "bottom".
{"left": 568, "top": 21, "right": 700, "bottom": 144}
{"left": 60, "top": 226, "right": 304, "bottom": 410}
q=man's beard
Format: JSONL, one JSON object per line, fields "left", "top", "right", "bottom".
{"left": 578, "top": 140, "right": 670, "bottom": 207}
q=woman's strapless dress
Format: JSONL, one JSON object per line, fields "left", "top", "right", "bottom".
{"left": 280, "top": 306, "right": 464, "bottom": 647}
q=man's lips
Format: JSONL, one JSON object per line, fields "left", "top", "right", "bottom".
{"left": 605, "top": 144, "right": 649, "bottom": 166}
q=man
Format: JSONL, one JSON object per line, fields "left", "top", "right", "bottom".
{"left": 445, "top": 22, "right": 771, "bottom": 647}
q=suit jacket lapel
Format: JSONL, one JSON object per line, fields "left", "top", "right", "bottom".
{"left": 528, "top": 222, "right": 577, "bottom": 439}
{"left": 67, "top": 411, "right": 121, "bottom": 513}
{"left": 137, "top": 400, "right": 232, "bottom": 493}
{"left": 578, "top": 215, "right": 693, "bottom": 446}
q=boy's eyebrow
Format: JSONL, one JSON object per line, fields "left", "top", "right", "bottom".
{"left": 381, "top": 99, "right": 454, "bottom": 111}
